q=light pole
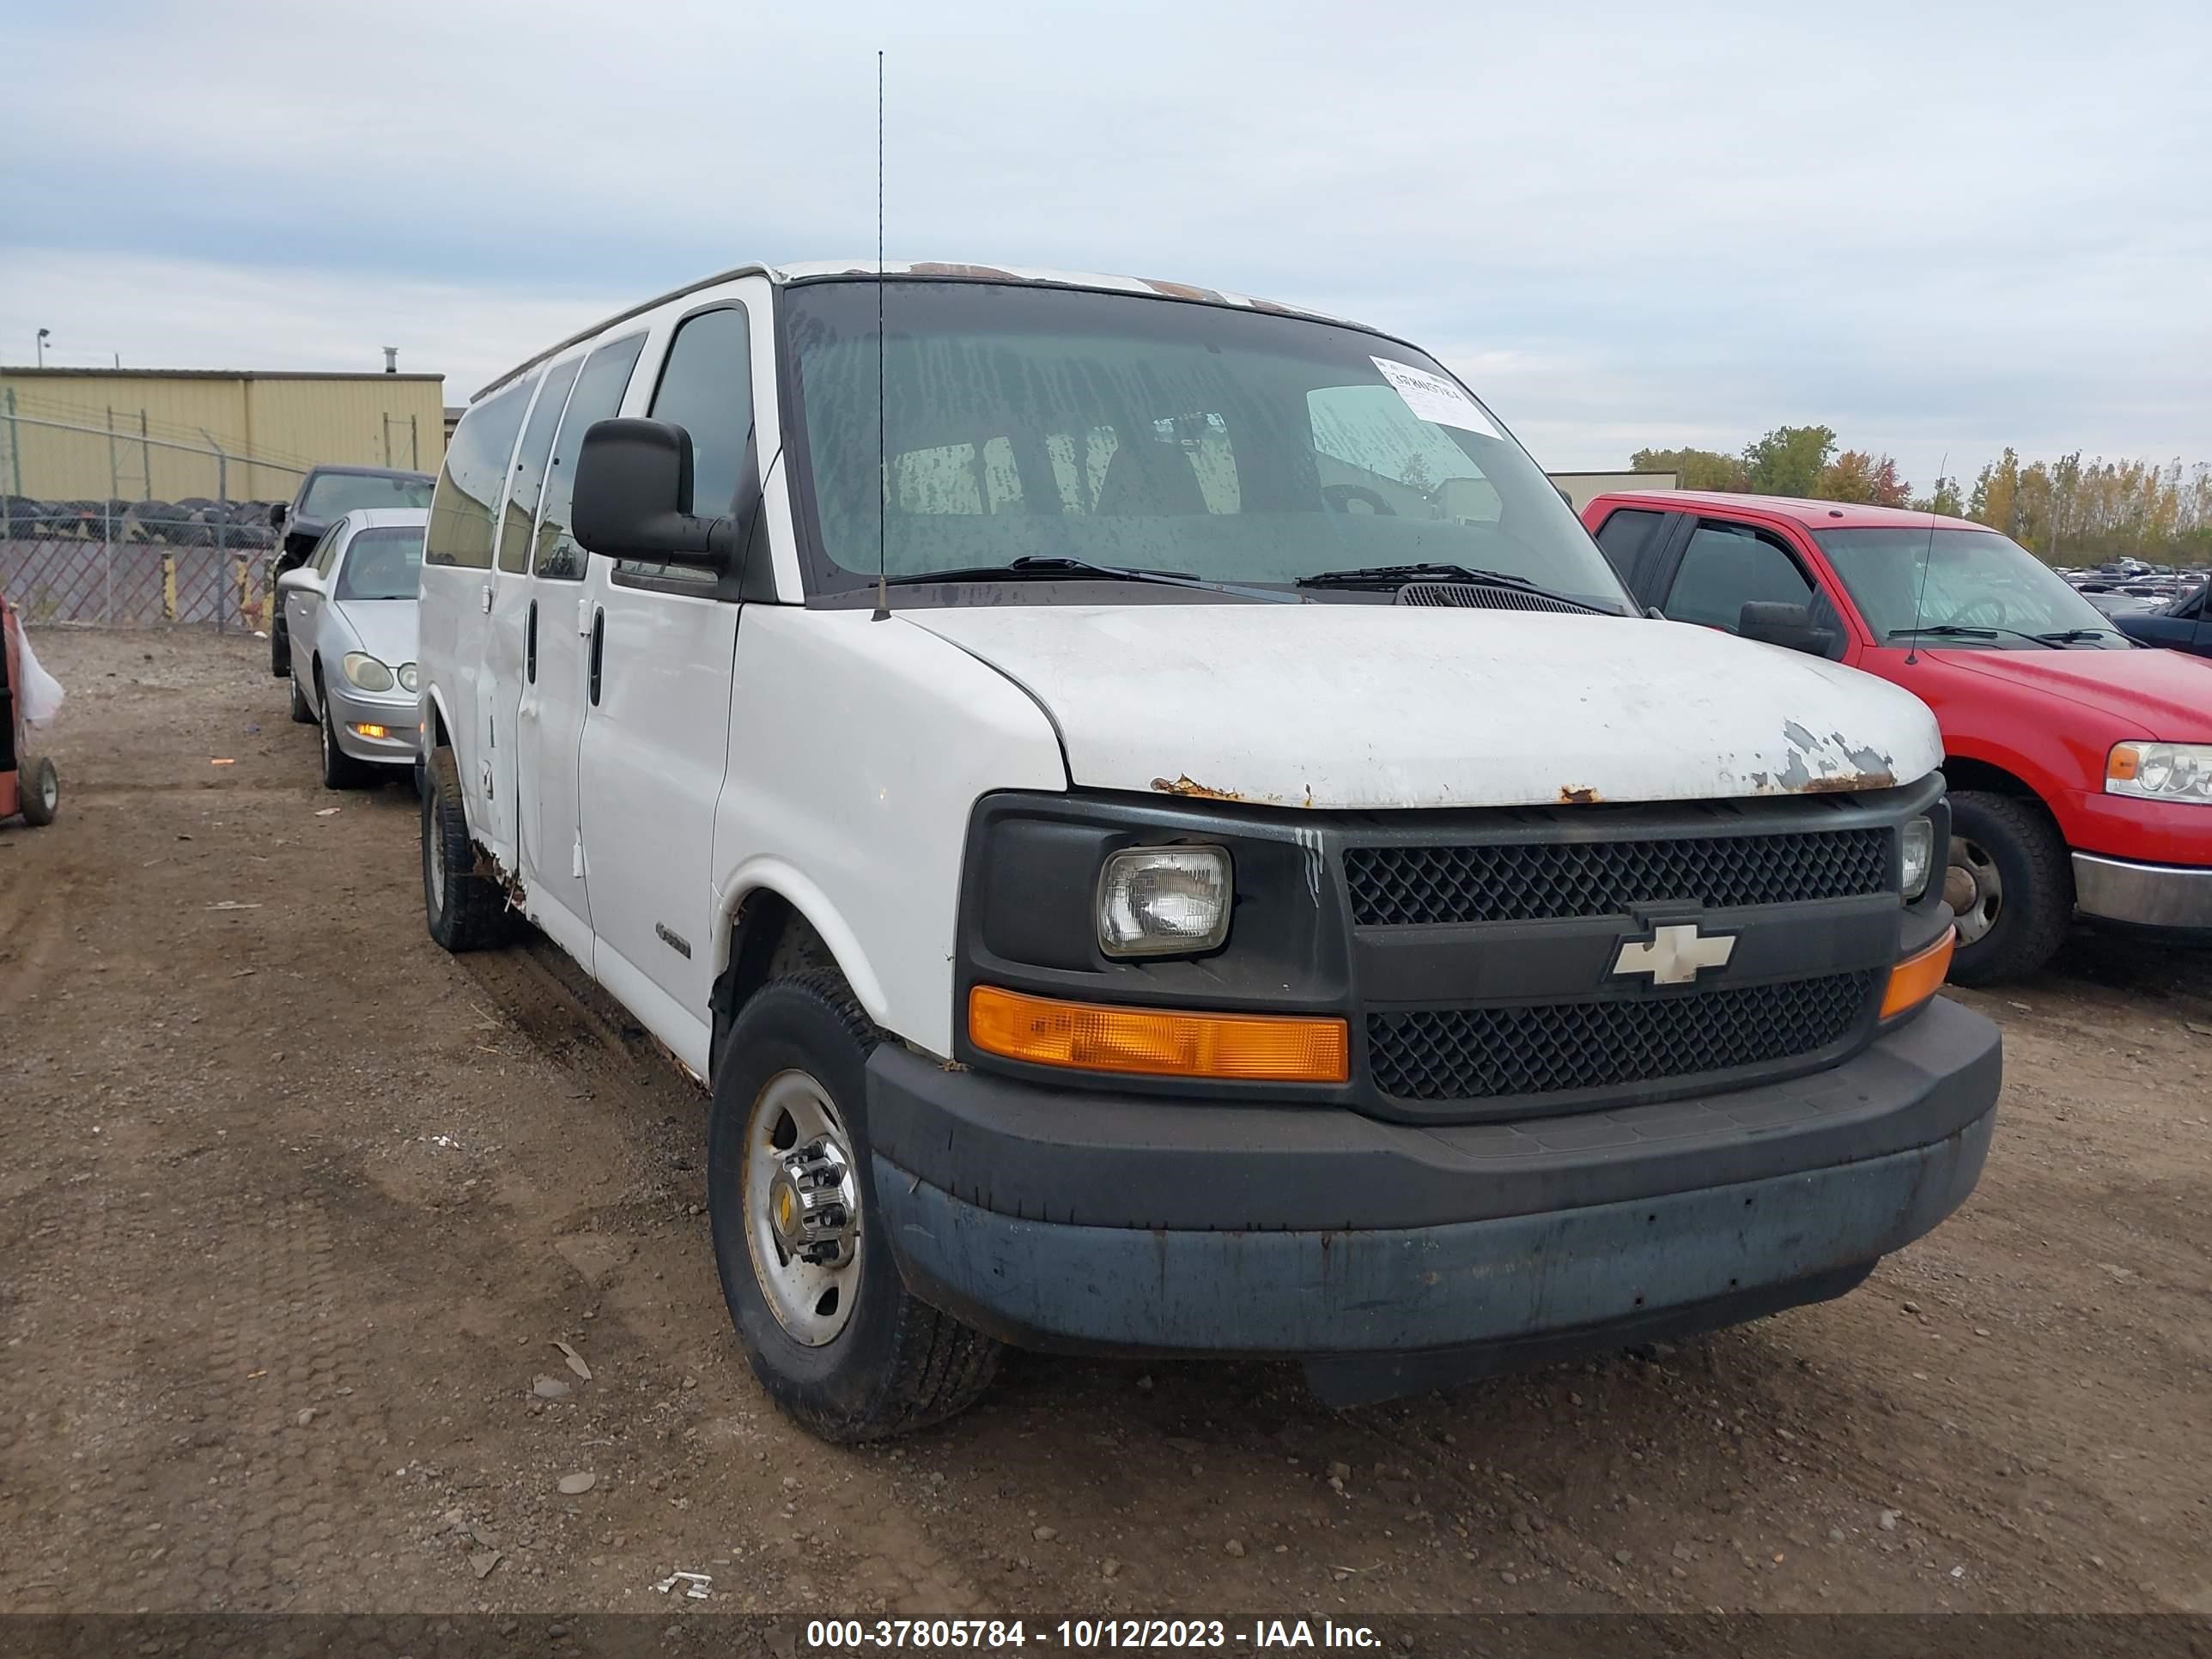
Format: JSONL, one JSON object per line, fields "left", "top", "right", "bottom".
{"left": 36, "top": 328, "right": 50, "bottom": 368}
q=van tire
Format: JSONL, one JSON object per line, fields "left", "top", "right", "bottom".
{"left": 1944, "top": 790, "right": 2071, "bottom": 986}
{"left": 270, "top": 619, "right": 289, "bottom": 679}
{"left": 422, "top": 745, "right": 510, "bottom": 952}
{"left": 708, "top": 971, "right": 1001, "bottom": 1443}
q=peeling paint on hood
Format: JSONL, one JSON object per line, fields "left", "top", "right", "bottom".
{"left": 906, "top": 606, "right": 1942, "bottom": 811}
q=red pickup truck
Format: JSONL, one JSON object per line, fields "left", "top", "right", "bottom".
{"left": 1585, "top": 490, "right": 2212, "bottom": 983}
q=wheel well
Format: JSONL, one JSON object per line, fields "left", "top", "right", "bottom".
{"left": 428, "top": 700, "right": 451, "bottom": 750}
{"left": 710, "top": 890, "right": 842, "bottom": 1081}
{"left": 1942, "top": 757, "right": 2039, "bottom": 800}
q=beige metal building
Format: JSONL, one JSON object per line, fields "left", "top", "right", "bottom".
{"left": 1547, "top": 470, "right": 1680, "bottom": 511}
{"left": 0, "top": 367, "right": 447, "bottom": 505}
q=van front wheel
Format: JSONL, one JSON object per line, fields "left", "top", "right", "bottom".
{"left": 709, "top": 972, "right": 1000, "bottom": 1443}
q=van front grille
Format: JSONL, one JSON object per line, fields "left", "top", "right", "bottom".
{"left": 1365, "top": 970, "right": 1880, "bottom": 1103}
{"left": 1344, "top": 829, "right": 1891, "bottom": 927}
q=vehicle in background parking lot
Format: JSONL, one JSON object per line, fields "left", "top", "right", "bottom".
{"left": 2112, "top": 582, "right": 2212, "bottom": 658}
{"left": 274, "top": 508, "right": 427, "bottom": 789}
{"left": 1591, "top": 490, "right": 2212, "bottom": 983}
{"left": 269, "top": 465, "right": 433, "bottom": 679}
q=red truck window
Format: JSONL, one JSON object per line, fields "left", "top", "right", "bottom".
{"left": 1667, "top": 523, "right": 1814, "bottom": 632}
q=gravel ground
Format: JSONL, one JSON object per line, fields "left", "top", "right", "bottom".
{"left": 3, "top": 625, "right": 2209, "bottom": 1621}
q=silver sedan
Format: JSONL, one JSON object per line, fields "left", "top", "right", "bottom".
{"left": 276, "top": 507, "right": 426, "bottom": 789}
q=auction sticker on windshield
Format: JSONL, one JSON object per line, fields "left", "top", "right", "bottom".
{"left": 1370, "top": 356, "right": 1501, "bottom": 438}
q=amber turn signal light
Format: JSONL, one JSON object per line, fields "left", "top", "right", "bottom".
{"left": 967, "top": 985, "right": 1349, "bottom": 1084}
{"left": 1880, "top": 928, "right": 1955, "bottom": 1020}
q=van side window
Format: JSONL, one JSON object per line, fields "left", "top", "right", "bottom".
{"left": 626, "top": 306, "right": 751, "bottom": 585}
{"left": 1666, "top": 522, "right": 1814, "bottom": 632}
{"left": 535, "top": 334, "right": 647, "bottom": 581}
{"left": 500, "top": 356, "right": 584, "bottom": 574}
{"left": 426, "top": 374, "right": 540, "bottom": 569}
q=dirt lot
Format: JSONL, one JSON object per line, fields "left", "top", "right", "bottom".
{"left": 4, "top": 626, "right": 2209, "bottom": 1621}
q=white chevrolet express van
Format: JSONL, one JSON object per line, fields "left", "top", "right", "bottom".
{"left": 417, "top": 262, "right": 2000, "bottom": 1442}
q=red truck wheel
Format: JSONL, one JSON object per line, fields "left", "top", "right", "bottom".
{"left": 1944, "top": 790, "right": 2070, "bottom": 985}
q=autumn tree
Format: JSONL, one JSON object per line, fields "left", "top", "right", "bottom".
{"left": 1741, "top": 425, "right": 1837, "bottom": 497}
{"left": 1629, "top": 446, "right": 1747, "bottom": 491}
{"left": 1625, "top": 433, "right": 2209, "bottom": 563}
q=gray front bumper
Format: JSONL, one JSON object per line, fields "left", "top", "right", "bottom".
{"left": 871, "top": 997, "right": 2002, "bottom": 1366}
{"left": 2073, "top": 852, "right": 2212, "bottom": 933}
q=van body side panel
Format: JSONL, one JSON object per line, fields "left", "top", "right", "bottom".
{"left": 419, "top": 372, "right": 541, "bottom": 860}
{"left": 713, "top": 606, "right": 1068, "bottom": 1055}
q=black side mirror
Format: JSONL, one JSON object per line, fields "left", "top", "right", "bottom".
{"left": 270, "top": 502, "right": 287, "bottom": 528}
{"left": 573, "top": 418, "right": 739, "bottom": 568}
{"left": 1739, "top": 600, "right": 1840, "bottom": 658}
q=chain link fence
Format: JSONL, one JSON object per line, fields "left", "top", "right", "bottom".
{"left": 0, "top": 399, "right": 305, "bottom": 629}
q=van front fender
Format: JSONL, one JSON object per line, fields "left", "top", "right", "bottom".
{"left": 714, "top": 858, "right": 891, "bottom": 1025}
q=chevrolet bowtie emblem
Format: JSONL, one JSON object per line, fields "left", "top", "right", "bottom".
{"left": 1612, "top": 922, "right": 1736, "bottom": 986}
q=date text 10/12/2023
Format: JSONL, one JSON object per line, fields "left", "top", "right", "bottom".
{"left": 805, "top": 1620, "right": 1387, "bottom": 1650}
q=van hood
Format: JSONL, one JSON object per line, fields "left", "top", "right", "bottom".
{"left": 905, "top": 605, "right": 1942, "bottom": 810}
{"left": 1928, "top": 644, "right": 2212, "bottom": 740}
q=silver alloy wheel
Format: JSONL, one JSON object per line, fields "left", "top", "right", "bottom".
{"left": 321, "top": 704, "right": 334, "bottom": 772}
{"left": 743, "top": 1068, "right": 862, "bottom": 1346}
{"left": 1944, "top": 834, "right": 2003, "bottom": 945}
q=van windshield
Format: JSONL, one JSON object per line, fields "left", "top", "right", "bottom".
{"left": 781, "top": 280, "right": 1631, "bottom": 611}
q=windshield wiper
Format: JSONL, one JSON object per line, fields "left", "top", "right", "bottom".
{"left": 884, "top": 556, "right": 1300, "bottom": 604}
{"left": 1887, "top": 623, "right": 2060, "bottom": 648}
{"left": 2033, "top": 628, "right": 2114, "bottom": 645}
{"left": 1294, "top": 562, "right": 1612, "bottom": 614}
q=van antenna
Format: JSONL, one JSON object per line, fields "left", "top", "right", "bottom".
{"left": 1903, "top": 452, "right": 1945, "bottom": 665}
{"left": 871, "top": 48, "right": 890, "bottom": 623}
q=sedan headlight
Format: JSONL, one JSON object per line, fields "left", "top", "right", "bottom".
{"left": 342, "top": 652, "right": 395, "bottom": 692}
{"left": 1097, "top": 846, "right": 1231, "bottom": 957}
{"left": 397, "top": 662, "right": 419, "bottom": 693}
{"left": 2106, "top": 742, "right": 2212, "bottom": 805}
{"left": 1901, "top": 816, "right": 1935, "bottom": 900}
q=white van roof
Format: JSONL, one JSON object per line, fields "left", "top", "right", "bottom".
{"left": 475, "top": 262, "right": 1352, "bottom": 402}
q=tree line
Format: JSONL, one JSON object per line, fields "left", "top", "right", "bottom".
{"left": 1629, "top": 427, "right": 2212, "bottom": 566}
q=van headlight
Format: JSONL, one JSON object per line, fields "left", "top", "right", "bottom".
{"left": 1097, "top": 846, "right": 1231, "bottom": 957}
{"left": 342, "top": 653, "right": 394, "bottom": 692}
{"left": 1901, "top": 816, "right": 1936, "bottom": 900}
{"left": 2106, "top": 742, "right": 2212, "bottom": 804}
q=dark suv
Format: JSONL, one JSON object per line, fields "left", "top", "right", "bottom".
{"left": 269, "top": 465, "right": 432, "bottom": 677}
{"left": 2112, "top": 583, "right": 2210, "bottom": 658}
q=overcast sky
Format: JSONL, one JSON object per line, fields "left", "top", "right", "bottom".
{"left": 6, "top": 0, "right": 2208, "bottom": 490}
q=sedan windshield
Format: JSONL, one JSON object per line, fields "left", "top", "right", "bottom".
{"left": 334, "top": 526, "right": 423, "bottom": 601}
{"left": 782, "top": 280, "right": 1632, "bottom": 611}
{"left": 301, "top": 472, "right": 434, "bottom": 520}
{"left": 1816, "top": 527, "right": 2130, "bottom": 647}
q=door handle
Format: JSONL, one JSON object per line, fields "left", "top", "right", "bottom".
{"left": 526, "top": 599, "right": 538, "bottom": 684}
{"left": 588, "top": 609, "right": 605, "bottom": 706}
